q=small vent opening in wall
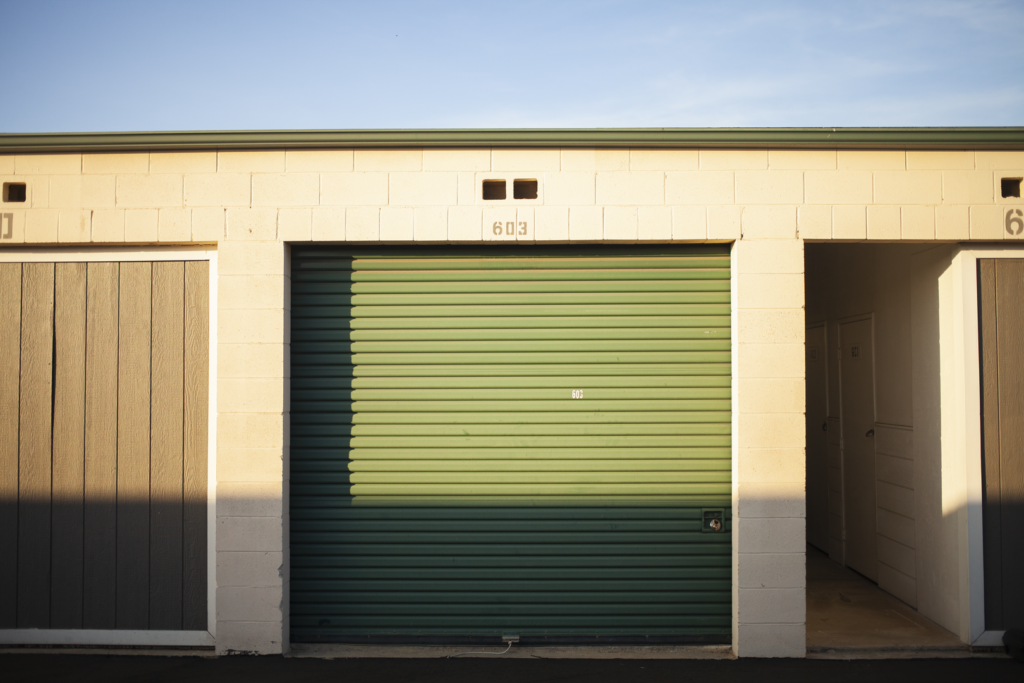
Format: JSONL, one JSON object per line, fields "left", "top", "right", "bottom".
{"left": 513, "top": 179, "right": 538, "bottom": 200}
{"left": 1002, "top": 178, "right": 1022, "bottom": 198}
{"left": 2, "top": 183, "right": 26, "bottom": 203}
{"left": 483, "top": 180, "right": 506, "bottom": 200}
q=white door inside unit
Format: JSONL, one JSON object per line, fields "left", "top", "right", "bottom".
{"left": 839, "top": 317, "right": 878, "bottom": 582}
{"left": 806, "top": 325, "right": 829, "bottom": 552}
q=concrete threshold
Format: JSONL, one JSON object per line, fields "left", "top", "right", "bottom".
{"left": 0, "top": 646, "right": 216, "bottom": 657}
{"left": 807, "top": 646, "right": 1009, "bottom": 660}
{"left": 289, "top": 643, "right": 735, "bottom": 660}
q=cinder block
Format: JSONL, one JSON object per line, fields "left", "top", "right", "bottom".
{"left": 942, "top": 170, "right": 993, "bottom": 204}
{"left": 220, "top": 275, "right": 289, "bottom": 310}
{"left": 218, "top": 377, "right": 288, "bottom": 413}
{"left": 666, "top": 171, "right": 734, "bottom": 204}
{"left": 630, "top": 149, "right": 698, "bottom": 171}
{"left": 936, "top": 205, "right": 969, "bottom": 240}
{"left": 700, "top": 149, "right": 767, "bottom": 170}
{"left": 482, "top": 206, "right": 518, "bottom": 242}
{"left": 91, "top": 209, "right": 124, "bottom": 242}
{"left": 415, "top": 207, "right": 447, "bottom": 241}
{"left": 604, "top": 207, "right": 638, "bottom": 240}
{"left": 217, "top": 517, "right": 284, "bottom": 553}
{"left": 184, "top": 174, "right": 251, "bottom": 207}
{"left": 769, "top": 150, "right": 835, "bottom": 170}
{"left": 970, "top": 205, "right": 1004, "bottom": 240}
{"left": 217, "top": 448, "right": 285, "bottom": 483}
{"left": 543, "top": 172, "right": 595, "bottom": 205}
{"left": 124, "top": 209, "right": 158, "bottom": 242}
{"left": 569, "top": 207, "right": 602, "bottom": 240}
{"left": 738, "top": 274, "right": 804, "bottom": 309}
{"left": 116, "top": 174, "right": 183, "bottom": 207}
{"left": 218, "top": 481, "right": 286, "bottom": 518}
{"left": 380, "top": 207, "right": 414, "bottom": 241}
{"left": 737, "top": 588, "right": 805, "bottom": 624}
{"left": 667, "top": 205, "right": 708, "bottom": 240}
{"left": 738, "top": 343, "right": 804, "bottom": 378}
{"left": 219, "top": 241, "right": 288, "bottom": 276}
{"left": 220, "top": 309, "right": 287, "bottom": 344}
{"left": 736, "top": 240, "right": 803, "bottom": 274}
{"left": 492, "top": 149, "right": 560, "bottom": 171}
{"left": 279, "top": 208, "right": 312, "bottom": 241}
{"left": 596, "top": 172, "right": 664, "bottom": 206}
{"left": 58, "top": 210, "right": 91, "bottom": 243}
{"left": 562, "top": 149, "right": 629, "bottom": 171}
{"left": 742, "top": 206, "right": 796, "bottom": 239}
{"left": 976, "top": 151, "right": 1024, "bottom": 169}
{"left": 804, "top": 171, "right": 873, "bottom": 204}
{"left": 354, "top": 150, "right": 422, "bottom": 171}
{"left": 867, "top": 205, "right": 901, "bottom": 240}
{"left": 228, "top": 208, "right": 277, "bottom": 240}
{"left": 738, "top": 448, "right": 805, "bottom": 484}
{"left": 638, "top": 206, "right": 672, "bottom": 240}
{"left": 218, "top": 343, "right": 288, "bottom": 379}
{"left": 738, "top": 553, "right": 806, "bottom": 588}
{"left": 252, "top": 173, "right": 319, "bottom": 207}
{"left": 902, "top": 206, "right": 934, "bottom": 240}
{"left": 534, "top": 206, "right": 568, "bottom": 241}
{"left": 797, "top": 206, "right": 830, "bottom": 240}
{"left": 737, "top": 310, "right": 805, "bottom": 344}
{"left": 707, "top": 205, "right": 741, "bottom": 239}
{"left": 26, "top": 176, "right": 49, "bottom": 208}
{"left": 517, "top": 207, "right": 535, "bottom": 242}
{"left": 390, "top": 173, "right": 458, "bottom": 206}
{"left": 734, "top": 623, "right": 806, "bottom": 659}
{"left": 81, "top": 175, "right": 116, "bottom": 208}
{"left": 448, "top": 206, "right": 482, "bottom": 241}
{"left": 874, "top": 171, "right": 942, "bottom": 204}
{"left": 192, "top": 208, "right": 225, "bottom": 241}
{"left": 15, "top": 154, "right": 81, "bottom": 175}
{"left": 0, "top": 156, "right": 13, "bottom": 174}
{"left": 739, "top": 378, "right": 804, "bottom": 414}
{"left": 51, "top": 175, "right": 115, "bottom": 208}
{"left": 158, "top": 208, "right": 191, "bottom": 242}
{"left": 457, "top": 173, "right": 476, "bottom": 205}
{"left": 735, "top": 171, "right": 803, "bottom": 205}
{"left": 737, "top": 482, "right": 806, "bottom": 518}
{"left": 738, "top": 413, "right": 805, "bottom": 449}
{"left": 734, "top": 517, "right": 805, "bottom": 553}
{"left": 346, "top": 207, "right": 379, "bottom": 241}
{"left": 311, "top": 207, "right": 344, "bottom": 241}
{"left": 321, "top": 173, "right": 389, "bottom": 206}
{"left": 423, "top": 149, "right": 490, "bottom": 171}
{"left": 838, "top": 150, "right": 905, "bottom": 170}
{"left": 218, "top": 151, "right": 285, "bottom": 173}
{"left": 285, "top": 150, "right": 353, "bottom": 172}
{"left": 83, "top": 153, "right": 148, "bottom": 174}
{"left": 215, "top": 620, "right": 284, "bottom": 656}
{"left": 150, "top": 152, "right": 217, "bottom": 174}
{"left": 218, "top": 552, "right": 285, "bottom": 587}
{"left": 907, "top": 151, "right": 974, "bottom": 170}
{"left": 832, "top": 205, "right": 866, "bottom": 240}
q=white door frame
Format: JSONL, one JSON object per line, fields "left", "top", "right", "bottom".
{"left": 951, "top": 243, "right": 1024, "bottom": 647}
{"left": 0, "top": 246, "right": 217, "bottom": 648}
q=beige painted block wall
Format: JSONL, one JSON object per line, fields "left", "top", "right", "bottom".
{"left": 2, "top": 147, "right": 1023, "bottom": 657}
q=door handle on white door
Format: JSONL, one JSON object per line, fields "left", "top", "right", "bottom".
{"left": 865, "top": 429, "right": 875, "bottom": 437}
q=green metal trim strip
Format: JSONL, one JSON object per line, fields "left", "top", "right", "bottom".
{"left": 2, "top": 127, "right": 1024, "bottom": 153}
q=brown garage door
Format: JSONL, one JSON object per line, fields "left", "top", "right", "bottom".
{"left": 0, "top": 260, "right": 209, "bottom": 631}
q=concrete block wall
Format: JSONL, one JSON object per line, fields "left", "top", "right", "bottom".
{"left": 2, "top": 147, "right": 1023, "bottom": 657}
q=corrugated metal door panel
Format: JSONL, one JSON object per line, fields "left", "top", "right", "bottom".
{"left": 290, "top": 246, "right": 732, "bottom": 642}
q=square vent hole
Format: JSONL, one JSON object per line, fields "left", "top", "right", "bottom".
{"left": 3, "top": 183, "right": 26, "bottom": 203}
{"left": 482, "top": 180, "right": 506, "bottom": 200}
{"left": 513, "top": 179, "right": 538, "bottom": 200}
{"left": 1002, "top": 178, "right": 1022, "bottom": 199}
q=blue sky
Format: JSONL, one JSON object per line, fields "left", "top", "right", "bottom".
{"left": 2, "top": 0, "right": 1022, "bottom": 132}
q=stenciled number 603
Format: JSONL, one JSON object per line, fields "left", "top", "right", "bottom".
{"left": 493, "top": 221, "right": 528, "bottom": 236}
{"left": 1007, "top": 209, "right": 1024, "bottom": 236}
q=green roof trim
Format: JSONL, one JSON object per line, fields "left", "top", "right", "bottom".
{"left": 1, "top": 128, "right": 1023, "bottom": 153}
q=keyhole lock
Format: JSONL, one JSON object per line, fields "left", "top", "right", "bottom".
{"left": 702, "top": 509, "right": 725, "bottom": 533}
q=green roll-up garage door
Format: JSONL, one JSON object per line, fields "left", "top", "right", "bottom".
{"left": 290, "top": 246, "right": 732, "bottom": 643}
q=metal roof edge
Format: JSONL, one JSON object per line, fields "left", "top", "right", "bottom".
{"left": 1, "top": 128, "right": 1024, "bottom": 153}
